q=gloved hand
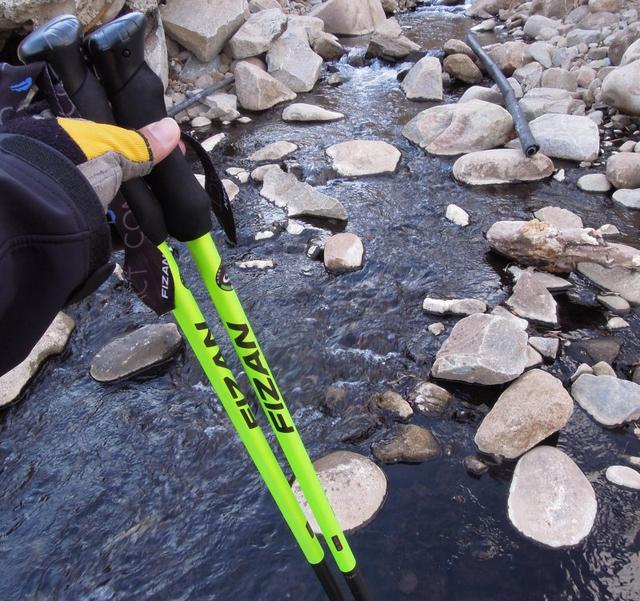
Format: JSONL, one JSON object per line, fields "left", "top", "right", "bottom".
{"left": 0, "top": 115, "right": 180, "bottom": 210}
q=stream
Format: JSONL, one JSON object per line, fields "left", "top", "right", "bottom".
{"left": 2, "top": 4, "right": 640, "bottom": 600}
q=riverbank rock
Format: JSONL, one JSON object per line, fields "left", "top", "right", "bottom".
{"left": 422, "top": 298, "right": 486, "bottom": 316}
{"left": 606, "top": 153, "right": 640, "bottom": 190}
{"left": 506, "top": 268, "right": 558, "bottom": 326}
{"left": 529, "top": 337, "right": 559, "bottom": 360}
{"left": 485, "top": 40, "right": 531, "bottom": 75}
{"left": 519, "top": 88, "right": 584, "bottom": 121}
{"left": 0, "top": 312, "right": 75, "bottom": 407}
{"left": 368, "top": 17, "right": 420, "bottom": 61}
{"left": 235, "top": 61, "right": 296, "bottom": 111}
{"left": 444, "top": 54, "right": 483, "bottom": 84}
{"left": 309, "top": 0, "right": 386, "bottom": 36}
{"left": 326, "top": 140, "right": 401, "bottom": 176}
{"left": 577, "top": 174, "right": 611, "bottom": 192}
{"left": 400, "top": 56, "right": 443, "bottom": 101}
{"left": 411, "top": 381, "right": 453, "bottom": 416}
{"left": 90, "top": 324, "right": 183, "bottom": 383}
{"left": 508, "top": 446, "right": 597, "bottom": 548}
{"left": 402, "top": 100, "right": 514, "bottom": 156}
{"left": 601, "top": 60, "right": 640, "bottom": 116}
{"left": 371, "top": 424, "right": 440, "bottom": 464}
{"left": 612, "top": 189, "right": 640, "bottom": 209}
{"left": 526, "top": 114, "right": 599, "bottom": 162}
{"left": 266, "top": 31, "right": 323, "bottom": 93}
{"left": 249, "top": 140, "right": 298, "bottom": 161}
{"left": 324, "top": 233, "right": 364, "bottom": 273}
{"left": 261, "top": 167, "right": 347, "bottom": 220}
{"left": 282, "top": 103, "right": 344, "bottom": 122}
{"left": 571, "top": 374, "right": 640, "bottom": 427}
{"left": 226, "top": 7, "right": 287, "bottom": 59}
{"left": 291, "top": 451, "right": 387, "bottom": 533}
{"left": 577, "top": 263, "right": 640, "bottom": 305}
{"left": 431, "top": 314, "right": 528, "bottom": 385}
{"left": 475, "top": 370, "right": 573, "bottom": 459}
{"left": 453, "top": 149, "right": 554, "bottom": 185}
{"left": 161, "top": 0, "right": 247, "bottom": 62}
{"left": 605, "top": 465, "right": 640, "bottom": 490}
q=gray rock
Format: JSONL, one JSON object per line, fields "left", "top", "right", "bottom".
{"left": 90, "top": 324, "right": 183, "bottom": 383}
{"left": 309, "top": 0, "right": 386, "bottom": 36}
{"left": 226, "top": 8, "right": 287, "bottom": 59}
{"left": 251, "top": 163, "right": 278, "bottom": 182}
{"left": 484, "top": 40, "right": 532, "bottom": 75}
{"left": 526, "top": 346, "right": 544, "bottom": 368}
{"left": 507, "top": 271, "right": 558, "bottom": 325}
{"left": 491, "top": 306, "right": 529, "bottom": 330}
{"left": 203, "top": 93, "right": 239, "bottom": 121}
{"left": 261, "top": 167, "right": 347, "bottom": 221}
{"left": 445, "top": 204, "right": 469, "bottom": 226}
{"left": 523, "top": 14, "right": 560, "bottom": 39}
{"left": 145, "top": 12, "right": 169, "bottom": 90}
{"left": 571, "top": 363, "right": 594, "bottom": 382}
{"left": 266, "top": 31, "right": 323, "bottom": 93}
{"left": 607, "top": 316, "right": 630, "bottom": 330}
{"left": 475, "top": 370, "right": 573, "bottom": 459}
{"left": 249, "top": 140, "right": 298, "bottom": 161}
{"left": 464, "top": 456, "right": 489, "bottom": 476}
{"left": 513, "top": 61, "right": 543, "bottom": 93}
{"left": 291, "top": 451, "right": 387, "bottom": 533}
{"left": 519, "top": 88, "right": 585, "bottom": 121}
{"left": 235, "top": 61, "right": 296, "bottom": 111}
{"left": 533, "top": 206, "right": 584, "bottom": 229}
{"left": 411, "top": 381, "right": 453, "bottom": 416}
{"left": 605, "top": 465, "right": 640, "bottom": 490}
{"left": 310, "top": 30, "right": 345, "bottom": 60}
{"left": 572, "top": 374, "right": 640, "bottom": 426}
{"left": 528, "top": 41, "right": 553, "bottom": 68}
{"left": 0, "top": 312, "right": 74, "bottom": 407}
{"left": 607, "top": 154, "right": 640, "bottom": 189}
{"left": 597, "top": 294, "right": 630, "bottom": 314}
{"left": 372, "top": 390, "right": 413, "bottom": 420}
{"left": 326, "top": 140, "right": 401, "bottom": 176}
{"left": 527, "top": 114, "right": 600, "bottom": 162}
{"left": 602, "top": 60, "right": 640, "bottom": 115}
{"left": 161, "top": 0, "right": 247, "bottom": 62}
{"left": 443, "top": 39, "right": 475, "bottom": 58}
{"left": 458, "top": 85, "right": 504, "bottom": 105}
{"left": 529, "top": 336, "right": 559, "bottom": 360}
{"left": 541, "top": 67, "right": 578, "bottom": 92}
{"left": 591, "top": 361, "right": 616, "bottom": 377}
{"left": 431, "top": 314, "right": 529, "bottom": 385}
{"left": 367, "top": 17, "right": 421, "bottom": 61}
{"left": 577, "top": 263, "right": 640, "bottom": 305}
{"left": 402, "top": 99, "right": 514, "bottom": 156}
{"left": 577, "top": 173, "right": 611, "bottom": 192}
{"left": 453, "top": 149, "right": 554, "bottom": 185}
{"left": 444, "top": 53, "right": 483, "bottom": 84}
{"left": 324, "top": 233, "right": 364, "bottom": 273}
{"left": 401, "top": 56, "right": 443, "bottom": 101}
{"left": 371, "top": 424, "right": 440, "bottom": 464}
{"left": 566, "top": 29, "right": 601, "bottom": 47}
{"left": 508, "top": 446, "right": 597, "bottom": 547}
{"left": 422, "top": 298, "right": 486, "bottom": 316}
{"left": 282, "top": 103, "right": 344, "bottom": 122}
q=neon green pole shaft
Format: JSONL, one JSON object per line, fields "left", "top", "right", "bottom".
{"left": 186, "top": 234, "right": 357, "bottom": 574}
{"left": 158, "top": 242, "right": 325, "bottom": 567}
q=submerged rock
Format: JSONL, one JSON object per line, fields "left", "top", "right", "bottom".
{"left": 249, "top": 140, "right": 298, "bottom": 161}
{"left": 282, "top": 103, "right": 344, "bottom": 122}
{"left": 506, "top": 268, "right": 558, "bottom": 326}
{"left": 572, "top": 374, "right": 640, "bottom": 427}
{"left": 324, "top": 233, "right": 365, "bottom": 273}
{"left": 401, "top": 56, "right": 443, "bottom": 101}
{"left": 235, "top": 61, "right": 296, "bottom": 111}
{"left": 372, "top": 390, "right": 413, "bottom": 421}
{"left": 371, "top": 424, "right": 440, "bottom": 464}
{"left": 0, "top": 312, "right": 75, "bottom": 407}
{"left": 508, "top": 446, "right": 597, "bottom": 548}
{"left": 475, "top": 370, "right": 573, "bottom": 459}
{"left": 292, "top": 451, "right": 387, "bottom": 533}
{"left": 326, "top": 140, "right": 401, "bottom": 176}
{"left": 90, "top": 324, "right": 183, "bottom": 383}
{"left": 410, "top": 381, "right": 453, "bottom": 416}
{"left": 431, "top": 314, "right": 529, "bottom": 385}
{"left": 422, "top": 298, "right": 486, "bottom": 316}
{"left": 577, "top": 263, "right": 640, "bottom": 305}
{"left": 453, "top": 149, "right": 554, "bottom": 185}
{"left": 605, "top": 465, "right": 640, "bottom": 490}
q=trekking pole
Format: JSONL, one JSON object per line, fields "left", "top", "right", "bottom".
{"left": 19, "top": 17, "right": 347, "bottom": 601}
{"left": 85, "top": 13, "right": 372, "bottom": 601}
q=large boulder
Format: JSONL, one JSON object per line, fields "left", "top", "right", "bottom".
{"left": 475, "top": 370, "right": 573, "bottom": 459}
{"left": 508, "top": 446, "right": 597, "bottom": 547}
{"left": 326, "top": 140, "right": 401, "bottom": 176}
{"left": 606, "top": 153, "right": 640, "bottom": 189}
{"left": 453, "top": 149, "right": 554, "bottom": 185}
{"left": 367, "top": 17, "right": 420, "bottom": 61}
{"left": 266, "top": 31, "right": 323, "bottom": 93}
{"left": 309, "top": 0, "right": 386, "bottom": 36}
{"left": 401, "top": 56, "right": 443, "bottom": 101}
{"left": 601, "top": 61, "right": 640, "bottom": 116}
{"left": 519, "top": 88, "right": 585, "bottom": 121}
{"left": 234, "top": 61, "right": 296, "bottom": 111}
{"left": 526, "top": 114, "right": 600, "bottom": 162}
{"left": 161, "top": 0, "right": 247, "bottom": 62}
{"left": 431, "top": 314, "right": 529, "bottom": 385}
{"left": 226, "top": 7, "right": 287, "bottom": 59}
{"left": 402, "top": 99, "right": 514, "bottom": 156}
{"left": 571, "top": 374, "right": 640, "bottom": 427}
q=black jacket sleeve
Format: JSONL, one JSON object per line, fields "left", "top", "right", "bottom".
{"left": 0, "top": 133, "right": 112, "bottom": 376}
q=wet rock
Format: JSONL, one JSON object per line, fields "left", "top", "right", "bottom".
{"left": 309, "top": 0, "right": 386, "bottom": 36}
{"left": 368, "top": 17, "right": 420, "bottom": 61}
{"left": 453, "top": 149, "right": 554, "bottom": 185}
{"left": 529, "top": 337, "right": 559, "bottom": 360}
{"left": 292, "top": 451, "right": 387, "bottom": 533}
{"left": 475, "top": 370, "right": 573, "bottom": 459}
{"left": 508, "top": 446, "right": 597, "bottom": 548}
{"left": 422, "top": 298, "right": 486, "bottom": 316}
{"left": 235, "top": 61, "right": 296, "bottom": 111}
{"left": 602, "top": 60, "right": 640, "bottom": 116}
{"left": 592, "top": 361, "right": 616, "bottom": 377}
{"left": 605, "top": 465, "right": 640, "bottom": 490}
{"left": 161, "top": 0, "right": 246, "bottom": 62}
{"left": 90, "top": 324, "right": 183, "bottom": 383}
{"left": 251, "top": 164, "right": 278, "bottom": 182}
{"left": 577, "top": 174, "right": 611, "bottom": 192}
{"left": 326, "top": 140, "right": 401, "bottom": 176}
{"left": 372, "top": 390, "right": 413, "bottom": 420}
{"left": 249, "top": 140, "right": 298, "bottom": 161}
{"left": 0, "top": 312, "right": 74, "bottom": 407}
{"left": 402, "top": 100, "right": 514, "bottom": 156}
{"left": 266, "top": 31, "right": 323, "bottom": 93}
{"left": 444, "top": 54, "right": 483, "bottom": 84}
{"left": 222, "top": 179, "right": 239, "bottom": 201}
{"left": 526, "top": 114, "right": 599, "bottom": 162}
{"left": 445, "top": 204, "right": 469, "bottom": 226}
{"left": 509, "top": 266, "right": 573, "bottom": 293}
{"left": 612, "top": 189, "right": 640, "bottom": 210}
{"left": 597, "top": 294, "right": 630, "bottom": 314}
{"left": 572, "top": 337, "right": 621, "bottom": 366}
{"left": 401, "top": 56, "right": 443, "bottom": 101}
{"left": 324, "top": 233, "right": 364, "bottom": 273}
{"left": 533, "top": 206, "right": 583, "bottom": 230}
{"left": 261, "top": 168, "right": 347, "bottom": 221}
{"left": 191, "top": 115, "right": 211, "bottom": 129}
{"left": 577, "top": 263, "right": 640, "bottom": 305}
{"left": 226, "top": 7, "right": 287, "bottom": 59}
{"left": 201, "top": 133, "right": 226, "bottom": 152}
{"left": 411, "top": 381, "right": 453, "bottom": 416}
{"left": 607, "top": 317, "right": 629, "bottom": 330}
{"left": 282, "top": 103, "right": 344, "bottom": 122}
{"left": 606, "top": 154, "right": 640, "bottom": 189}
{"left": 428, "top": 323, "right": 446, "bottom": 336}
{"left": 464, "top": 456, "right": 489, "bottom": 476}
{"left": 431, "top": 314, "right": 528, "bottom": 385}
{"left": 572, "top": 374, "right": 640, "bottom": 427}
{"left": 519, "top": 88, "right": 585, "bottom": 121}
{"left": 371, "top": 424, "right": 440, "bottom": 464}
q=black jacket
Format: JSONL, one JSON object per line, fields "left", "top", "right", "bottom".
{"left": 0, "top": 133, "right": 111, "bottom": 375}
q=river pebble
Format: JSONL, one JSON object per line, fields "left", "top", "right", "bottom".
{"left": 571, "top": 374, "right": 640, "bottom": 426}
{"left": 282, "top": 103, "right": 344, "bottom": 122}
{"left": 324, "top": 233, "right": 365, "bottom": 273}
{"left": 371, "top": 424, "right": 440, "bottom": 464}
{"left": 445, "top": 204, "right": 470, "bottom": 226}
{"left": 422, "top": 297, "right": 486, "bottom": 317}
{"left": 605, "top": 465, "right": 640, "bottom": 490}
{"left": 410, "top": 381, "right": 452, "bottom": 416}
{"left": 612, "top": 188, "right": 640, "bottom": 209}
{"left": 372, "top": 390, "right": 413, "bottom": 421}
{"left": 249, "top": 140, "right": 298, "bottom": 161}
{"left": 326, "top": 140, "right": 401, "bottom": 176}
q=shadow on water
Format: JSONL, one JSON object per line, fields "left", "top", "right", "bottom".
{"left": 2, "top": 4, "right": 640, "bottom": 601}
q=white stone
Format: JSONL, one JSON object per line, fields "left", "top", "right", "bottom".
{"left": 401, "top": 56, "right": 443, "bottom": 102}
{"left": 326, "top": 140, "right": 401, "bottom": 177}
{"left": 606, "top": 465, "right": 640, "bottom": 490}
{"left": 201, "top": 133, "right": 227, "bottom": 152}
{"left": 577, "top": 173, "right": 611, "bottom": 192}
{"left": 445, "top": 204, "right": 469, "bottom": 227}
{"left": 527, "top": 114, "right": 600, "bottom": 162}
{"left": 607, "top": 316, "right": 630, "bottom": 330}
{"left": 249, "top": 141, "right": 298, "bottom": 161}
{"left": 282, "top": 104, "right": 345, "bottom": 122}
{"left": 612, "top": 189, "right": 640, "bottom": 210}
{"left": 428, "top": 323, "right": 446, "bottom": 336}
{"left": 237, "top": 259, "right": 276, "bottom": 269}
{"left": 222, "top": 179, "right": 240, "bottom": 201}
{"left": 453, "top": 149, "right": 554, "bottom": 185}
{"left": 324, "top": 233, "right": 365, "bottom": 273}
{"left": 308, "top": 0, "right": 386, "bottom": 36}
{"left": 422, "top": 298, "right": 486, "bottom": 316}
{"left": 234, "top": 61, "right": 296, "bottom": 111}
{"left": 266, "top": 31, "right": 323, "bottom": 93}
{"left": 226, "top": 8, "right": 287, "bottom": 59}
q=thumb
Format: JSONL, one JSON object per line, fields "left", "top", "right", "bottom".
{"left": 139, "top": 118, "right": 181, "bottom": 165}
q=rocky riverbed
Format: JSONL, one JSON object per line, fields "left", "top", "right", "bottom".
{"left": 1, "top": 1, "right": 640, "bottom": 600}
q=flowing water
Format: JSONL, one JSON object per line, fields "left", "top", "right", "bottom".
{"left": 2, "top": 4, "right": 640, "bottom": 600}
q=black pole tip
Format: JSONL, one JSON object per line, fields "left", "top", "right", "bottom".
{"left": 345, "top": 568, "right": 373, "bottom": 601}
{"left": 311, "top": 560, "right": 347, "bottom": 601}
